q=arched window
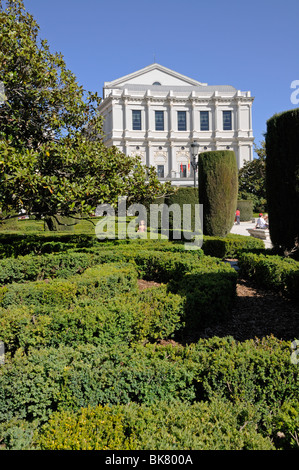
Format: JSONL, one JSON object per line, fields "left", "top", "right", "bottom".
{"left": 152, "top": 81, "right": 161, "bottom": 85}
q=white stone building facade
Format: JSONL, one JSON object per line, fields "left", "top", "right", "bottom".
{"left": 99, "top": 64, "right": 254, "bottom": 186}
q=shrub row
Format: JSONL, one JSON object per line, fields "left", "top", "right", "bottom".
{"left": 34, "top": 399, "right": 274, "bottom": 450}
{"left": 0, "top": 234, "right": 264, "bottom": 287}
{"left": 201, "top": 233, "right": 265, "bottom": 259}
{"left": 0, "top": 249, "right": 237, "bottom": 333}
{"left": 0, "top": 286, "right": 184, "bottom": 354}
{"left": 0, "top": 231, "right": 265, "bottom": 260}
{"left": 0, "top": 263, "right": 138, "bottom": 311}
{"left": 238, "top": 252, "right": 299, "bottom": 300}
{"left": 0, "top": 233, "right": 97, "bottom": 258}
{"left": 0, "top": 336, "right": 297, "bottom": 449}
{"left": 0, "top": 242, "right": 203, "bottom": 285}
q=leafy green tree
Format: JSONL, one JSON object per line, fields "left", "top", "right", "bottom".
{"left": 238, "top": 141, "right": 267, "bottom": 212}
{"left": 0, "top": 0, "right": 99, "bottom": 149}
{"left": 0, "top": 0, "right": 171, "bottom": 229}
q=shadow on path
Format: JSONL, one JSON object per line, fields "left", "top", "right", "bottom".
{"left": 182, "top": 278, "right": 299, "bottom": 343}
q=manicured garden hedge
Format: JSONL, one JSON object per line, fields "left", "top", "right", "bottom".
{"left": 162, "top": 187, "right": 199, "bottom": 237}
{"left": 0, "top": 246, "right": 237, "bottom": 333}
{"left": 0, "top": 233, "right": 97, "bottom": 258}
{"left": 0, "top": 337, "right": 297, "bottom": 450}
{"left": 0, "top": 236, "right": 298, "bottom": 450}
{"left": 0, "top": 263, "right": 138, "bottom": 311}
{"left": 198, "top": 150, "right": 238, "bottom": 237}
{"left": 266, "top": 108, "right": 299, "bottom": 254}
{"left": 202, "top": 233, "right": 265, "bottom": 259}
{"left": 35, "top": 399, "right": 274, "bottom": 450}
{"left": 0, "top": 286, "right": 184, "bottom": 354}
{"left": 236, "top": 199, "right": 253, "bottom": 221}
{"left": 238, "top": 252, "right": 299, "bottom": 299}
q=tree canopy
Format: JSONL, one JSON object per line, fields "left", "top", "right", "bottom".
{"left": 0, "top": 0, "right": 171, "bottom": 228}
{"left": 238, "top": 141, "right": 267, "bottom": 212}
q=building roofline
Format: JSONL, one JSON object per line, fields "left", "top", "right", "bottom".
{"left": 103, "top": 63, "right": 207, "bottom": 88}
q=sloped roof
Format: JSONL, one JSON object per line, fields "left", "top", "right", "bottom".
{"left": 104, "top": 63, "right": 207, "bottom": 88}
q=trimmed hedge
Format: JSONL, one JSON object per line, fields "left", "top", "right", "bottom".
{"left": 0, "top": 234, "right": 262, "bottom": 288}
{"left": 0, "top": 287, "right": 184, "bottom": 354}
{"left": 35, "top": 399, "right": 274, "bottom": 450}
{"left": 161, "top": 187, "right": 199, "bottom": 237}
{"left": 0, "top": 233, "right": 97, "bottom": 258}
{"left": 189, "top": 335, "right": 298, "bottom": 409}
{"left": 0, "top": 337, "right": 297, "bottom": 450}
{"left": 1, "top": 235, "right": 297, "bottom": 451}
{"left": 236, "top": 199, "right": 253, "bottom": 222}
{"left": 0, "top": 241, "right": 204, "bottom": 285}
{"left": 238, "top": 252, "right": 299, "bottom": 299}
{"left": 198, "top": 151, "right": 238, "bottom": 237}
{"left": 0, "top": 343, "right": 197, "bottom": 423}
{"left": 0, "top": 248, "right": 237, "bottom": 334}
{"left": 202, "top": 234, "right": 265, "bottom": 259}
{"left": 0, "top": 263, "right": 138, "bottom": 311}
{"left": 266, "top": 108, "right": 299, "bottom": 253}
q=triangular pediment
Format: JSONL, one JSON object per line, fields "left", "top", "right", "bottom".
{"left": 104, "top": 63, "right": 207, "bottom": 88}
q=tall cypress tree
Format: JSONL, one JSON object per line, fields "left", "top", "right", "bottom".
{"left": 198, "top": 150, "right": 238, "bottom": 237}
{"left": 266, "top": 108, "right": 299, "bottom": 255}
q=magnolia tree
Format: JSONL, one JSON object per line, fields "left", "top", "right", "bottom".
{"left": 0, "top": 0, "right": 171, "bottom": 229}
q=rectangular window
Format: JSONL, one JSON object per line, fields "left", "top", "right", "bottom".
{"left": 155, "top": 111, "right": 164, "bottom": 131}
{"left": 223, "top": 110, "right": 232, "bottom": 130}
{"left": 177, "top": 111, "right": 187, "bottom": 131}
{"left": 132, "top": 110, "right": 141, "bottom": 130}
{"left": 180, "top": 164, "right": 187, "bottom": 178}
{"left": 200, "top": 111, "right": 209, "bottom": 131}
{"left": 157, "top": 165, "right": 164, "bottom": 178}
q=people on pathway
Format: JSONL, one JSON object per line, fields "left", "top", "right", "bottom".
{"left": 235, "top": 209, "right": 240, "bottom": 225}
{"left": 256, "top": 213, "right": 267, "bottom": 229}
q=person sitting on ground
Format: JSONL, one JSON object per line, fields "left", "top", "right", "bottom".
{"left": 137, "top": 220, "right": 147, "bottom": 232}
{"left": 256, "top": 213, "right": 267, "bottom": 229}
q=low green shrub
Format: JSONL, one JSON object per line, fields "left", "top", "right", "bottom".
{"left": 0, "top": 240, "right": 203, "bottom": 285}
{"left": 236, "top": 200, "right": 253, "bottom": 221}
{"left": 238, "top": 252, "right": 299, "bottom": 297}
{"left": 0, "top": 251, "right": 93, "bottom": 284}
{"left": 0, "top": 343, "right": 197, "bottom": 423}
{"left": 0, "top": 232, "right": 201, "bottom": 259}
{"left": 1, "top": 337, "right": 296, "bottom": 429}
{"left": 202, "top": 234, "right": 265, "bottom": 259}
{"left": 0, "top": 263, "right": 138, "bottom": 310}
{"left": 188, "top": 336, "right": 298, "bottom": 410}
{"left": 169, "top": 258, "right": 237, "bottom": 329}
{"left": 131, "top": 250, "right": 203, "bottom": 282}
{"left": 0, "top": 233, "right": 97, "bottom": 258}
{"left": 35, "top": 399, "right": 274, "bottom": 450}
{"left": 271, "top": 399, "right": 299, "bottom": 449}
{"left": 0, "top": 418, "right": 39, "bottom": 450}
{"left": 0, "top": 287, "right": 184, "bottom": 354}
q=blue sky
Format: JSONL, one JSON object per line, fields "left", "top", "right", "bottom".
{"left": 23, "top": 0, "right": 299, "bottom": 156}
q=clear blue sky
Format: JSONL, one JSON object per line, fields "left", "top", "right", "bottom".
{"left": 23, "top": 0, "right": 299, "bottom": 156}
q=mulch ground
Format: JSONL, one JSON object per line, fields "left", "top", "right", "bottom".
{"left": 137, "top": 274, "right": 299, "bottom": 344}
{"left": 197, "top": 278, "right": 299, "bottom": 343}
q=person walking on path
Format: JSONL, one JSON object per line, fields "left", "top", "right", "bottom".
{"left": 235, "top": 209, "right": 240, "bottom": 225}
